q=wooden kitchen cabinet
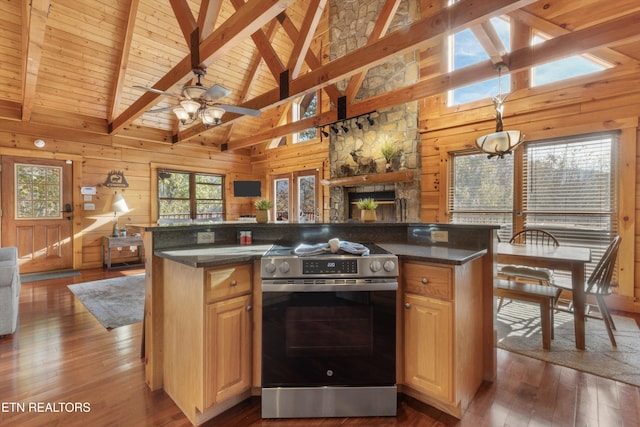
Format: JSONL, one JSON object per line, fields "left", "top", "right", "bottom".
{"left": 204, "top": 293, "right": 252, "bottom": 408}
{"left": 162, "top": 260, "right": 253, "bottom": 426}
{"left": 401, "top": 259, "right": 483, "bottom": 419}
{"left": 404, "top": 292, "right": 453, "bottom": 402}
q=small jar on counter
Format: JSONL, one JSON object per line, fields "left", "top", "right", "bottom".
{"left": 240, "top": 231, "right": 252, "bottom": 245}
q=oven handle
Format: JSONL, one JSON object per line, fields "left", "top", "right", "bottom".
{"left": 261, "top": 281, "right": 398, "bottom": 292}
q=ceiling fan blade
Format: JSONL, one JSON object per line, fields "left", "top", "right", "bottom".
{"left": 134, "top": 85, "right": 181, "bottom": 99}
{"left": 147, "top": 106, "right": 175, "bottom": 114}
{"left": 203, "top": 84, "right": 232, "bottom": 102}
{"left": 218, "top": 104, "right": 261, "bottom": 117}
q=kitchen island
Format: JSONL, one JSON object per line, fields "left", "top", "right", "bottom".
{"left": 136, "top": 222, "right": 497, "bottom": 425}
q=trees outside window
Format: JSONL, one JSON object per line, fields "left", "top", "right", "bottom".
{"left": 158, "top": 170, "right": 224, "bottom": 222}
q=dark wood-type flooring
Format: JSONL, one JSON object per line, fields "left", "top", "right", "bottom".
{"left": 1, "top": 268, "right": 639, "bottom": 426}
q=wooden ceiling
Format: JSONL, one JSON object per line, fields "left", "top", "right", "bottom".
{"left": 1, "top": 0, "right": 639, "bottom": 151}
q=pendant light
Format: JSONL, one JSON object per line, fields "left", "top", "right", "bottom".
{"left": 475, "top": 63, "right": 525, "bottom": 159}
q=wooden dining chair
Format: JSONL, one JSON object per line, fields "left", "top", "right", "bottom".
{"left": 497, "top": 229, "right": 560, "bottom": 311}
{"left": 553, "top": 235, "right": 621, "bottom": 347}
{"left": 509, "top": 229, "right": 560, "bottom": 247}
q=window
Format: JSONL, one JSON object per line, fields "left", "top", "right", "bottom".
{"left": 273, "top": 170, "right": 318, "bottom": 223}
{"left": 449, "top": 152, "right": 514, "bottom": 242}
{"left": 292, "top": 92, "right": 318, "bottom": 143}
{"left": 158, "top": 170, "right": 224, "bottom": 222}
{"left": 522, "top": 133, "right": 618, "bottom": 267}
{"left": 531, "top": 34, "right": 609, "bottom": 86}
{"left": 450, "top": 132, "right": 619, "bottom": 276}
{"left": 15, "top": 164, "right": 63, "bottom": 219}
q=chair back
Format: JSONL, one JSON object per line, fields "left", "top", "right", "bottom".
{"left": 586, "top": 236, "right": 621, "bottom": 296}
{"left": 509, "top": 229, "right": 559, "bottom": 247}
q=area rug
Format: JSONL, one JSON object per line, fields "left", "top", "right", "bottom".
{"left": 67, "top": 274, "right": 144, "bottom": 329}
{"left": 497, "top": 300, "right": 640, "bottom": 387}
{"left": 21, "top": 269, "right": 80, "bottom": 283}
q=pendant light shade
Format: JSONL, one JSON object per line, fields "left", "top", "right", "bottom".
{"left": 475, "top": 63, "right": 525, "bottom": 159}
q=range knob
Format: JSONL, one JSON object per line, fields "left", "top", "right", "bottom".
{"left": 264, "top": 262, "right": 277, "bottom": 274}
{"left": 383, "top": 260, "right": 396, "bottom": 273}
{"left": 278, "top": 261, "right": 290, "bottom": 274}
{"left": 369, "top": 260, "right": 382, "bottom": 273}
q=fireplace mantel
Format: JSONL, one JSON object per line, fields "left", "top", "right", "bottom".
{"left": 322, "top": 170, "right": 414, "bottom": 187}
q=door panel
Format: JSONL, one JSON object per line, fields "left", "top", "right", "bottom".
{"left": 1, "top": 156, "right": 73, "bottom": 273}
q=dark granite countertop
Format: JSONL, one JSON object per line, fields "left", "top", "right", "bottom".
{"left": 155, "top": 244, "right": 273, "bottom": 268}
{"left": 155, "top": 242, "right": 487, "bottom": 268}
{"left": 377, "top": 243, "right": 487, "bottom": 265}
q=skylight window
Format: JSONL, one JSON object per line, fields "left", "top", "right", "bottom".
{"left": 531, "top": 34, "right": 608, "bottom": 86}
{"left": 447, "top": 14, "right": 610, "bottom": 106}
{"left": 448, "top": 17, "right": 511, "bottom": 106}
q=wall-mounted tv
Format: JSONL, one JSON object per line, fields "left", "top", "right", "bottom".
{"left": 233, "top": 180, "right": 262, "bottom": 197}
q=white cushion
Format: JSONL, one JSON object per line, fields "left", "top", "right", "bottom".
{"left": 500, "top": 265, "right": 553, "bottom": 282}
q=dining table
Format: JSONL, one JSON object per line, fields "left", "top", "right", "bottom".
{"left": 497, "top": 242, "right": 592, "bottom": 350}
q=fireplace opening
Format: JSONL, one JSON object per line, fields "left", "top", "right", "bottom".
{"left": 348, "top": 190, "right": 396, "bottom": 221}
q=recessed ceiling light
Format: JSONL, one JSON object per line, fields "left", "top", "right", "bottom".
{"left": 34, "top": 139, "right": 45, "bottom": 148}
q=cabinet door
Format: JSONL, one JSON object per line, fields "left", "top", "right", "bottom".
{"left": 204, "top": 294, "right": 252, "bottom": 408}
{"left": 403, "top": 292, "right": 453, "bottom": 403}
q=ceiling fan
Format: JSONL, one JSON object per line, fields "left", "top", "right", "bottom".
{"left": 134, "top": 65, "right": 260, "bottom": 127}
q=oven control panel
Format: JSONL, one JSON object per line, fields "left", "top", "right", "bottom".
{"left": 261, "top": 256, "right": 397, "bottom": 279}
{"left": 302, "top": 259, "right": 358, "bottom": 275}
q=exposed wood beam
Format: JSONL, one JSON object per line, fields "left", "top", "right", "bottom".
{"left": 22, "top": 0, "right": 50, "bottom": 122}
{"left": 109, "top": 0, "right": 140, "bottom": 122}
{"left": 508, "top": 10, "right": 640, "bottom": 71}
{"left": 226, "top": 9, "right": 640, "bottom": 150}
{"left": 509, "top": 9, "right": 631, "bottom": 67}
{"left": 109, "top": 0, "right": 294, "bottom": 134}
{"left": 287, "top": 0, "right": 327, "bottom": 79}
{"left": 197, "top": 0, "right": 223, "bottom": 37}
{"left": 471, "top": 21, "right": 508, "bottom": 65}
{"left": 177, "top": 0, "right": 537, "bottom": 143}
{"left": 277, "top": 12, "right": 342, "bottom": 105}
{"left": 224, "top": 20, "right": 280, "bottom": 142}
{"left": 230, "top": 0, "right": 285, "bottom": 82}
{"left": 169, "top": 0, "right": 197, "bottom": 46}
{"left": 345, "top": 0, "right": 402, "bottom": 102}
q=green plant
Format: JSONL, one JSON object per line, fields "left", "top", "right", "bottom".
{"left": 254, "top": 199, "right": 272, "bottom": 210}
{"left": 356, "top": 197, "right": 378, "bottom": 210}
{"left": 380, "top": 138, "right": 398, "bottom": 162}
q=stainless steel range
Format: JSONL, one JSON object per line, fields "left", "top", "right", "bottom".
{"left": 261, "top": 239, "right": 398, "bottom": 419}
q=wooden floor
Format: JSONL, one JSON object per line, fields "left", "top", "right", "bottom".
{"left": 1, "top": 268, "right": 639, "bottom": 427}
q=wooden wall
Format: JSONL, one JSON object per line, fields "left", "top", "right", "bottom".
{"left": 0, "top": 131, "right": 261, "bottom": 269}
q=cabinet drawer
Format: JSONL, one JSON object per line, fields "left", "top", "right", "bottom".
{"left": 403, "top": 262, "right": 452, "bottom": 300}
{"left": 206, "top": 264, "right": 252, "bottom": 303}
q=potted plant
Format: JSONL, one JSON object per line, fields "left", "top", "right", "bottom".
{"left": 356, "top": 197, "right": 378, "bottom": 222}
{"left": 254, "top": 199, "right": 272, "bottom": 223}
{"left": 380, "top": 138, "right": 398, "bottom": 172}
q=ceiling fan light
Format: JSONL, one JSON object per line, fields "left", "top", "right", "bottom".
{"left": 180, "top": 99, "right": 201, "bottom": 118}
{"left": 183, "top": 85, "right": 207, "bottom": 100}
{"left": 201, "top": 106, "right": 225, "bottom": 126}
{"left": 172, "top": 107, "right": 189, "bottom": 124}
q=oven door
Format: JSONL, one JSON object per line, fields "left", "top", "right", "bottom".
{"left": 261, "top": 280, "right": 397, "bottom": 388}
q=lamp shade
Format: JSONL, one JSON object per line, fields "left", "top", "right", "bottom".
{"left": 179, "top": 99, "right": 201, "bottom": 119}
{"left": 201, "top": 106, "right": 225, "bottom": 125}
{"left": 182, "top": 85, "right": 207, "bottom": 100}
{"left": 113, "top": 193, "right": 129, "bottom": 213}
{"left": 476, "top": 130, "right": 523, "bottom": 153}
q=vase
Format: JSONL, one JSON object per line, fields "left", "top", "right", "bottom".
{"left": 256, "top": 210, "right": 270, "bottom": 223}
{"left": 361, "top": 209, "right": 377, "bottom": 222}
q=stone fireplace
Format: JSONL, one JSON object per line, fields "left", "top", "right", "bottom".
{"left": 327, "top": 0, "right": 421, "bottom": 222}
